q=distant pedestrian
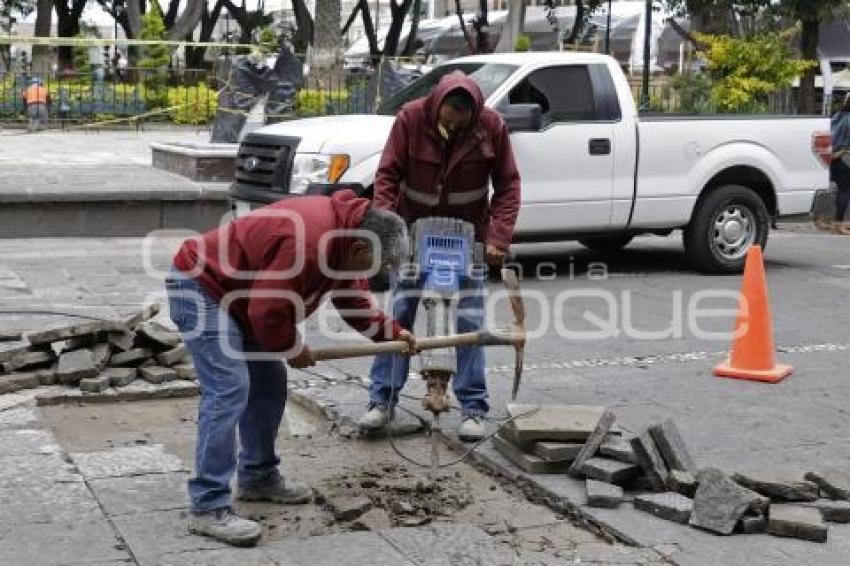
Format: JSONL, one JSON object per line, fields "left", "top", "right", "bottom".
{"left": 22, "top": 77, "right": 49, "bottom": 132}
{"left": 831, "top": 93, "right": 850, "bottom": 235}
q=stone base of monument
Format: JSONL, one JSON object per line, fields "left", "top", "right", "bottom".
{"left": 151, "top": 141, "right": 237, "bottom": 182}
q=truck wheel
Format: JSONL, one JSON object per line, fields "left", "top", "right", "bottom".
{"left": 579, "top": 235, "right": 634, "bottom": 254}
{"left": 684, "top": 184, "right": 769, "bottom": 274}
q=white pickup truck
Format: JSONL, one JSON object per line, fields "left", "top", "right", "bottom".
{"left": 229, "top": 52, "right": 831, "bottom": 273}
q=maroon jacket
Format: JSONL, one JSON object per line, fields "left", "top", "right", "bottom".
{"left": 373, "top": 71, "right": 521, "bottom": 251}
{"left": 173, "top": 191, "right": 402, "bottom": 353}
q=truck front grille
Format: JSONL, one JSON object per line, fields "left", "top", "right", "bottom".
{"left": 234, "top": 133, "right": 297, "bottom": 192}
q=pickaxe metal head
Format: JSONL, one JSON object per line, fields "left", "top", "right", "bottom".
{"left": 501, "top": 268, "right": 526, "bottom": 401}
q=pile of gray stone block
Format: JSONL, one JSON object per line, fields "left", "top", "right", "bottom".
{"left": 495, "top": 404, "right": 847, "bottom": 544}
{"left": 0, "top": 303, "right": 197, "bottom": 396}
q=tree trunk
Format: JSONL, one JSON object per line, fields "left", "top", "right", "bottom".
{"left": 55, "top": 0, "right": 88, "bottom": 70}
{"left": 798, "top": 17, "right": 819, "bottom": 115}
{"left": 382, "top": 0, "right": 415, "bottom": 58}
{"left": 454, "top": 0, "right": 475, "bottom": 54}
{"left": 403, "top": 0, "right": 424, "bottom": 55}
{"left": 356, "top": 0, "right": 380, "bottom": 63}
{"left": 312, "top": 0, "right": 343, "bottom": 88}
{"left": 187, "top": 0, "right": 225, "bottom": 68}
{"left": 33, "top": 0, "right": 53, "bottom": 75}
{"left": 473, "top": 0, "right": 491, "bottom": 55}
{"left": 565, "top": 0, "right": 585, "bottom": 44}
{"left": 292, "top": 0, "right": 314, "bottom": 54}
{"left": 167, "top": 0, "right": 206, "bottom": 40}
{"left": 494, "top": 0, "right": 525, "bottom": 52}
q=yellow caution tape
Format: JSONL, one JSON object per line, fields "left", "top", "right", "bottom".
{"left": 0, "top": 35, "right": 263, "bottom": 50}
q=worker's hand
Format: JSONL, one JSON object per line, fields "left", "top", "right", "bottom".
{"left": 397, "top": 329, "right": 417, "bottom": 356}
{"left": 288, "top": 346, "right": 315, "bottom": 369}
{"left": 486, "top": 244, "right": 507, "bottom": 268}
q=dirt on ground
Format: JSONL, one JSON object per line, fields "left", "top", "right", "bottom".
{"left": 41, "top": 397, "right": 617, "bottom": 561}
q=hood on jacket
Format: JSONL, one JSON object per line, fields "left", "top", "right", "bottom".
{"left": 325, "top": 189, "right": 371, "bottom": 267}
{"left": 424, "top": 70, "right": 485, "bottom": 128}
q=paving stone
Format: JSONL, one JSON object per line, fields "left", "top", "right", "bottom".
{"left": 328, "top": 495, "right": 373, "bottom": 521}
{"left": 26, "top": 319, "right": 126, "bottom": 346}
{"left": 89, "top": 472, "right": 189, "bottom": 516}
{"left": 36, "top": 365, "right": 58, "bottom": 386}
{"left": 0, "top": 371, "right": 40, "bottom": 394}
{"left": 599, "top": 434, "right": 637, "bottom": 463}
{"left": 63, "top": 333, "right": 104, "bottom": 351}
{"left": 807, "top": 499, "right": 850, "bottom": 523}
{"left": 9, "top": 347, "right": 55, "bottom": 371}
{"left": 108, "top": 329, "right": 137, "bottom": 352}
{"left": 491, "top": 433, "right": 571, "bottom": 474}
{"left": 0, "top": 475, "right": 102, "bottom": 526}
{"left": 136, "top": 321, "right": 181, "bottom": 348}
{"left": 173, "top": 363, "right": 197, "bottom": 380}
{"left": 668, "top": 469, "right": 698, "bottom": 497}
{"left": 732, "top": 472, "right": 819, "bottom": 502}
{"left": 112, "top": 509, "right": 226, "bottom": 566}
{"left": 109, "top": 347, "right": 154, "bottom": 367}
{"left": 122, "top": 303, "right": 162, "bottom": 329}
{"left": 379, "top": 523, "right": 503, "bottom": 566}
{"left": 585, "top": 479, "right": 623, "bottom": 508}
{"left": 0, "top": 340, "right": 32, "bottom": 363}
{"left": 633, "top": 492, "right": 693, "bottom": 524}
{"left": 580, "top": 457, "right": 641, "bottom": 484}
{"left": 630, "top": 430, "right": 669, "bottom": 491}
{"left": 649, "top": 418, "right": 696, "bottom": 473}
{"left": 140, "top": 365, "right": 178, "bottom": 384}
{"left": 0, "top": 361, "right": 10, "bottom": 374}
{"left": 91, "top": 342, "right": 111, "bottom": 371}
{"left": 737, "top": 514, "right": 768, "bottom": 534}
{"left": 0, "top": 329, "right": 23, "bottom": 342}
{"left": 265, "top": 531, "right": 412, "bottom": 566}
{"left": 502, "top": 404, "right": 606, "bottom": 447}
{"left": 768, "top": 504, "right": 828, "bottom": 543}
{"left": 70, "top": 445, "right": 186, "bottom": 479}
{"left": 351, "top": 507, "right": 393, "bottom": 531}
{"left": 80, "top": 374, "right": 110, "bottom": 393}
{"left": 0, "top": 406, "right": 39, "bottom": 429}
{"left": 689, "top": 467, "right": 770, "bottom": 535}
{"left": 568, "top": 409, "right": 616, "bottom": 477}
{"left": 102, "top": 367, "right": 137, "bottom": 387}
{"left": 805, "top": 470, "right": 850, "bottom": 501}
{"left": 532, "top": 441, "right": 583, "bottom": 462}
{"left": 158, "top": 548, "right": 276, "bottom": 565}
{"left": 0, "top": 519, "right": 131, "bottom": 565}
{"left": 56, "top": 348, "right": 98, "bottom": 384}
{"left": 155, "top": 344, "right": 189, "bottom": 366}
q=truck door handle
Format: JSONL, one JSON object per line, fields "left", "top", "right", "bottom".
{"left": 589, "top": 138, "right": 611, "bottom": 155}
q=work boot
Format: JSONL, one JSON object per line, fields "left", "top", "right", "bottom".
{"left": 237, "top": 478, "right": 312, "bottom": 504}
{"left": 188, "top": 507, "right": 262, "bottom": 547}
{"left": 358, "top": 406, "right": 390, "bottom": 429}
{"left": 457, "top": 416, "right": 485, "bottom": 442}
{"left": 834, "top": 221, "right": 850, "bottom": 235}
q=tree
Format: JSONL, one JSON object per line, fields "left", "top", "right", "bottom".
{"left": 222, "top": 0, "right": 273, "bottom": 46}
{"left": 313, "top": 0, "right": 343, "bottom": 86}
{"left": 495, "top": 0, "right": 525, "bottom": 52}
{"left": 565, "top": 0, "right": 605, "bottom": 45}
{"left": 32, "top": 0, "right": 52, "bottom": 74}
{"left": 54, "top": 0, "right": 88, "bottom": 69}
{"left": 660, "top": 1, "right": 744, "bottom": 36}
{"left": 351, "top": 0, "right": 417, "bottom": 64}
{"left": 1, "top": 0, "right": 34, "bottom": 71}
{"left": 139, "top": 0, "right": 169, "bottom": 69}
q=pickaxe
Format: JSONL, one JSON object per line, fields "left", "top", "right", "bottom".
{"left": 311, "top": 268, "right": 526, "bottom": 400}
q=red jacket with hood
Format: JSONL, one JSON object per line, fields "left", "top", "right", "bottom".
{"left": 373, "top": 71, "right": 521, "bottom": 251}
{"left": 173, "top": 191, "right": 403, "bottom": 354}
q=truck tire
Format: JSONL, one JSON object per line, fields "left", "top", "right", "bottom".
{"left": 579, "top": 235, "right": 634, "bottom": 254}
{"left": 684, "top": 184, "right": 769, "bottom": 274}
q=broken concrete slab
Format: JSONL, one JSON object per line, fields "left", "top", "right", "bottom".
{"left": 491, "top": 433, "right": 571, "bottom": 474}
{"left": 121, "top": 303, "right": 161, "bottom": 329}
{"left": 0, "top": 330, "right": 22, "bottom": 342}
{"left": 103, "top": 367, "right": 137, "bottom": 388}
{"left": 731, "top": 472, "right": 819, "bottom": 502}
{"left": 351, "top": 507, "right": 392, "bottom": 531}
{"left": 110, "top": 347, "right": 154, "bottom": 367}
{"left": 80, "top": 374, "right": 110, "bottom": 393}
{"left": 586, "top": 480, "right": 623, "bottom": 509}
{"left": 36, "top": 365, "right": 58, "bottom": 386}
{"left": 155, "top": 344, "right": 189, "bottom": 367}
{"left": 0, "top": 371, "right": 40, "bottom": 394}
{"left": 668, "top": 469, "right": 698, "bottom": 498}
{"left": 91, "top": 343, "right": 111, "bottom": 371}
{"left": 568, "top": 409, "right": 616, "bottom": 477}
{"left": 63, "top": 333, "right": 104, "bottom": 351}
{"left": 108, "top": 330, "right": 137, "bottom": 352}
{"left": 0, "top": 341, "right": 32, "bottom": 364}
{"left": 502, "top": 404, "right": 606, "bottom": 447}
{"left": 57, "top": 348, "right": 98, "bottom": 384}
{"left": 140, "top": 366, "right": 178, "bottom": 384}
{"left": 581, "top": 457, "right": 641, "bottom": 485}
{"left": 804, "top": 470, "right": 850, "bottom": 501}
{"left": 136, "top": 321, "right": 181, "bottom": 349}
{"left": 737, "top": 514, "right": 768, "bottom": 534}
{"left": 629, "top": 430, "right": 669, "bottom": 491}
{"left": 633, "top": 492, "right": 693, "bottom": 524}
{"left": 599, "top": 434, "right": 636, "bottom": 463}
{"left": 8, "top": 348, "right": 55, "bottom": 371}
{"left": 802, "top": 500, "right": 850, "bottom": 524}
{"left": 649, "top": 418, "right": 696, "bottom": 473}
{"left": 689, "top": 467, "right": 770, "bottom": 535}
{"left": 532, "top": 441, "right": 583, "bottom": 463}
{"left": 26, "top": 319, "right": 126, "bottom": 346}
{"left": 173, "top": 363, "right": 197, "bottom": 381}
{"left": 328, "top": 496, "right": 373, "bottom": 521}
{"left": 768, "top": 504, "right": 828, "bottom": 543}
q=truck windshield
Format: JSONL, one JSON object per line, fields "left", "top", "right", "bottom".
{"left": 376, "top": 63, "right": 518, "bottom": 115}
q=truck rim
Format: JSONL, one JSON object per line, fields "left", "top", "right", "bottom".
{"left": 711, "top": 205, "right": 756, "bottom": 262}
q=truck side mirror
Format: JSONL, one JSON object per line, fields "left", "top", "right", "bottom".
{"left": 501, "top": 104, "right": 542, "bottom": 133}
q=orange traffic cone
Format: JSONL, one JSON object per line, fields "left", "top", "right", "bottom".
{"left": 713, "top": 245, "right": 793, "bottom": 383}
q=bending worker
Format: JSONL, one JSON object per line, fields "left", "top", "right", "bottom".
{"left": 166, "top": 190, "right": 415, "bottom": 546}
{"left": 22, "top": 77, "right": 49, "bottom": 132}
{"left": 359, "top": 71, "right": 521, "bottom": 441}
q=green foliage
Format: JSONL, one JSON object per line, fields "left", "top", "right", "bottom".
{"left": 671, "top": 72, "right": 716, "bottom": 113}
{"left": 139, "top": 0, "right": 170, "bottom": 70}
{"left": 168, "top": 84, "right": 219, "bottom": 124}
{"left": 514, "top": 35, "right": 531, "bottom": 53}
{"left": 258, "top": 27, "right": 279, "bottom": 54}
{"left": 694, "top": 31, "right": 815, "bottom": 112}
{"left": 295, "top": 89, "right": 350, "bottom": 117}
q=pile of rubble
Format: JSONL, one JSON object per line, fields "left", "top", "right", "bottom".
{"left": 494, "top": 404, "right": 850, "bottom": 544}
{"left": 0, "top": 303, "right": 197, "bottom": 395}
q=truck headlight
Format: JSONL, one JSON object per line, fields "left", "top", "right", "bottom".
{"left": 290, "top": 153, "right": 350, "bottom": 194}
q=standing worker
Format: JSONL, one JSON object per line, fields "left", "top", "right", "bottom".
{"left": 358, "top": 71, "right": 521, "bottom": 441}
{"left": 22, "top": 77, "right": 49, "bottom": 132}
{"left": 166, "top": 190, "right": 415, "bottom": 546}
{"left": 831, "top": 93, "right": 850, "bottom": 235}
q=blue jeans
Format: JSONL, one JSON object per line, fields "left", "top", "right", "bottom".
{"left": 165, "top": 268, "right": 288, "bottom": 514}
{"left": 369, "top": 276, "right": 489, "bottom": 417}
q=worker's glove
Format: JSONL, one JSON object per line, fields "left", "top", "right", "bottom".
{"left": 485, "top": 244, "right": 507, "bottom": 268}
{"left": 397, "top": 329, "right": 417, "bottom": 356}
{"left": 288, "top": 345, "right": 316, "bottom": 369}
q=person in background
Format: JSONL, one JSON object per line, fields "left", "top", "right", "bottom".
{"left": 831, "top": 93, "right": 850, "bottom": 235}
{"left": 22, "top": 77, "right": 49, "bottom": 132}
